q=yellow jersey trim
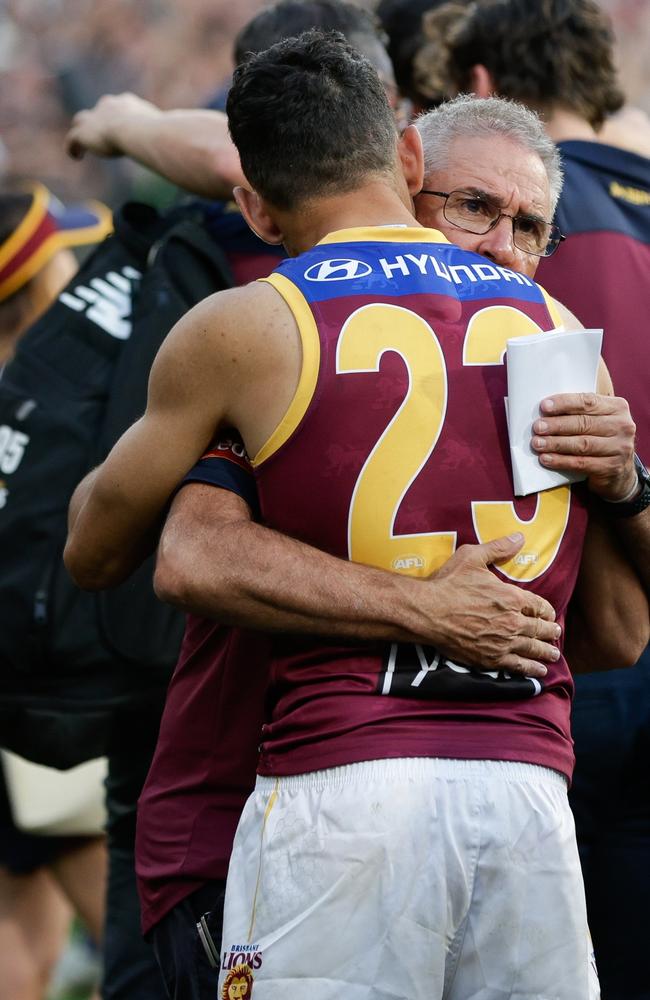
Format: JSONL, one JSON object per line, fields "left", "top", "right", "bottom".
{"left": 317, "top": 225, "right": 451, "bottom": 246}
{"left": 253, "top": 272, "right": 321, "bottom": 466}
{"left": 0, "top": 217, "right": 113, "bottom": 303}
{"left": 0, "top": 185, "right": 113, "bottom": 302}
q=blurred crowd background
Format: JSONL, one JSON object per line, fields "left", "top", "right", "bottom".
{"left": 0, "top": 3, "right": 649, "bottom": 999}
{"left": 1, "top": 0, "right": 649, "bottom": 207}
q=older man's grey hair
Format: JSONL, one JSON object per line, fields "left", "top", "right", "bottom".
{"left": 416, "top": 94, "right": 563, "bottom": 213}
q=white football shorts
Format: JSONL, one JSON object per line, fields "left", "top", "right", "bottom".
{"left": 219, "top": 757, "right": 599, "bottom": 999}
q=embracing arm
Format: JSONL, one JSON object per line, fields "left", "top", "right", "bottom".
{"left": 154, "top": 481, "right": 563, "bottom": 678}
{"left": 65, "top": 93, "right": 244, "bottom": 199}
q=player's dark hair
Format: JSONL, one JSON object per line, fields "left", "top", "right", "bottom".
{"left": 227, "top": 30, "right": 398, "bottom": 210}
{"left": 234, "top": 0, "right": 388, "bottom": 70}
{"left": 375, "top": 0, "right": 469, "bottom": 107}
{"left": 414, "top": 0, "right": 624, "bottom": 128}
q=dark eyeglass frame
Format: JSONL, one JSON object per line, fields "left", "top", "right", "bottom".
{"left": 419, "top": 188, "right": 565, "bottom": 258}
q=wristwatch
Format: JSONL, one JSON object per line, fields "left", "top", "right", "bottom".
{"left": 602, "top": 453, "right": 650, "bottom": 518}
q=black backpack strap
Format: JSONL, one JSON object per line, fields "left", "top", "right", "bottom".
{"left": 95, "top": 213, "right": 236, "bottom": 670}
{"left": 148, "top": 218, "right": 236, "bottom": 291}
{"left": 112, "top": 201, "right": 168, "bottom": 258}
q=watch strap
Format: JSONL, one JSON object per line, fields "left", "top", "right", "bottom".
{"left": 602, "top": 454, "right": 650, "bottom": 518}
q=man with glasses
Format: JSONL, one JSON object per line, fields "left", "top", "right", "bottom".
{"left": 414, "top": 96, "right": 565, "bottom": 277}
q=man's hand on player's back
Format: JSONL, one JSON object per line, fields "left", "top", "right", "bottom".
{"left": 156, "top": 484, "right": 559, "bottom": 679}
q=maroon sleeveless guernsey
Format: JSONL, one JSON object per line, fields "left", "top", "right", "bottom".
{"left": 136, "top": 437, "right": 269, "bottom": 934}
{"left": 136, "top": 619, "right": 270, "bottom": 933}
{"left": 251, "top": 226, "right": 590, "bottom": 781}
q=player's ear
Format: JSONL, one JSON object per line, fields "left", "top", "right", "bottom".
{"left": 398, "top": 124, "right": 424, "bottom": 196}
{"left": 233, "top": 187, "right": 284, "bottom": 246}
{"left": 469, "top": 64, "right": 496, "bottom": 98}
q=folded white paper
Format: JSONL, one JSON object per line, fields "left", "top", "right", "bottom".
{"left": 506, "top": 328, "right": 603, "bottom": 496}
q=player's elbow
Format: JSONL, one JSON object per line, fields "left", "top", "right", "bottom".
{"left": 63, "top": 535, "right": 135, "bottom": 591}
{"left": 64, "top": 541, "right": 110, "bottom": 590}
{"left": 597, "top": 618, "right": 649, "bottom": 669}
{"left": 617, "top": 619, "right": 650, "bottom": 667}
{"left": 154, "top": 540, "right": 232, "bottom": 618}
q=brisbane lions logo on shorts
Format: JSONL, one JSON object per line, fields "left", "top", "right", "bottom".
{"left": 221, "top": 963, "right": 254, "bottom": 999}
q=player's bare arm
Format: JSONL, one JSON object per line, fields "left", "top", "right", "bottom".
{"left": 65, "top": 93, "right": 244, "bottom": 200}
{"left": 65, "top": 282, "right": 286, "bottom": 588}
{"left": 613, "top": 505, "right": 650, "bottom": 594}
{"left": 156, "top": 482, "right": 562, "bottom": 678}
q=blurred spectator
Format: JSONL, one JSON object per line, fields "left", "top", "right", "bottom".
{"left": 0, "top": 0, "right": 267, "bottom": 206}
{"left": 375, "top": 0, "right": 470, "bottom": 110}
{"left": 0, "top": 181, "right": 111, "bottom": 1000}
{"left": 64, "top": 0, "right": 400, "bottom": 203}
{"left": 600, "top": 0, "right": 650, "bottom": 113}
{"left": 0, "top": 181, "right": 111, "bottom": 364}
{"left": 2, "top": 0, "right": 648, "bottom": 205}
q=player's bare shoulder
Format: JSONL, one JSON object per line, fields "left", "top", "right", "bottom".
{"left": 171, "top": 279, "right": 294, "bottom": 363}
{"left": 155, "top": 276, "right": 302, "bottom": 455}
{"left": 156, "top": 279, "right": 294, "bottom": 381}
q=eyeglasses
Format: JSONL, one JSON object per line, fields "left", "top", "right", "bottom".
{"left": 419, "top": 189, "right": 565, "bottom": 258}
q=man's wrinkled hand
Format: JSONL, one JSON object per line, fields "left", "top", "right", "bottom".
{"left": 422, "top": 533, "right": 561, "bottom": 679}
{"left": 531, "top": 392, "right": 637, "bottom": 501}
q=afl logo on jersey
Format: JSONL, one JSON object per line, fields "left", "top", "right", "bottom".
{"left": 304, "top": 258, "right": 373, "bottom": 281}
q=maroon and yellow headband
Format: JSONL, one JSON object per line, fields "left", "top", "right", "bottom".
{"left": 0, "top": 182, "right": 113, "bottom": 302}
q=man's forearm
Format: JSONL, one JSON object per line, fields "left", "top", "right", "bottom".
{"left": 65, "top": 463, "right": 161, "bottom": 588}
{"left": 156, "top": 512, "right": 420, "bottom": 641}
{"left": 119, "top": 109, "right": 244, "bottom": 199}
{"left": 154, "top": 484, "right": 561, "bottom": 677}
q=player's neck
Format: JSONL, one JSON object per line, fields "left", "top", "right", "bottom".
{"left": 542, "top": 108, "right": 598, "bottom": 143}
{"left": 282, "top": 181, "right": 420, "bottom": 256}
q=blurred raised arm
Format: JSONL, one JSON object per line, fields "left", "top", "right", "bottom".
{"left": 65, "top": 92, "right": 245, "bottom": 199}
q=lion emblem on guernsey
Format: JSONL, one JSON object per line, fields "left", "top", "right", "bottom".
{"left": 221, "top": 964, "right": 254, "bottom": 999}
